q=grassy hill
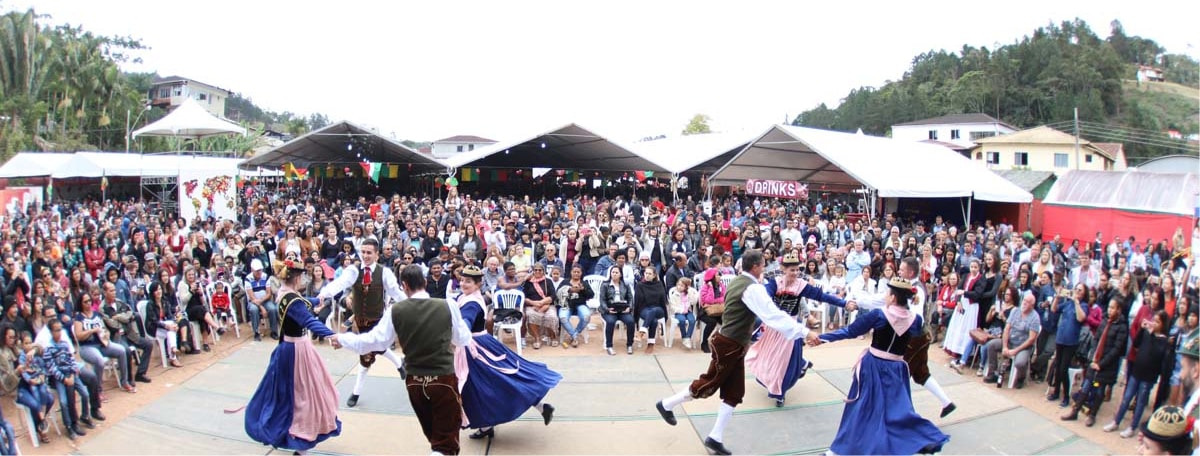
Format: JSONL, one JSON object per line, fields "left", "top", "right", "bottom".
{"left": 1100, "top": 80, "right": 1199, "bottom": 164}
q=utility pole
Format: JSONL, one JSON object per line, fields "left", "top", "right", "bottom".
{"left": 1073, "top": 107, "right": 1080, "bottom": 170}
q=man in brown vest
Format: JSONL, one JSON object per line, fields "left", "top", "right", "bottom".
{"left": 318, "top": 238, "right": 406, "bottom": 407}
{"left": 331, "top": 265, "right": 472, "bottom": 455}
{"left": 655, "top": 249, "right": 819, "bottom": 455}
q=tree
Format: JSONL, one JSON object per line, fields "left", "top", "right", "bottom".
{"left": 681, "top": 114, "right": 712, "bottom": 135}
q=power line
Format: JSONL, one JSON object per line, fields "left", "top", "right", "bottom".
{"left": 1074, "top": 129, "right": 1198, "bottom": 151}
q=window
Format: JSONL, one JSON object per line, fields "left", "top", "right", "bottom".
{"left": 1014, "top": 152, "right": 1029, "bottom": 166}
{"left": 158, "top": 88, "right": 170, "bottom": 98}
{"left": 969, "top": 131, "right": 997, "bottom": 141}
{"left": 456, "top": 145, "right": 464, "bottom": 152}
{"left": 1054, "top": 153, "right": 1069, "bottom": 168}
{"left": 951, "top": 129, "right": 960, "bottom": 140}
{"left": 986, "top": 152, "right": 1000, "bottom": 165}
{"left": 1086, "top": 154, "right": 1093, "bottom": 163}
{"left": 468, "top": 144, "right": 475, "bottom": 151}
{"left": 172, "top": 87, "right": 183, "bottom": 97}
{"left": 927, "top": 130, "right": 938, "bottom": 140}
{"left": 197, "top": 93, "right": 208, "bottom": 101}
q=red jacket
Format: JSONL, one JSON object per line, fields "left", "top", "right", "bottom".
{"left": 712, "top": 230, "right": 734, "bottom": 254}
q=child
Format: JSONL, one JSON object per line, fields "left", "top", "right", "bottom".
{"left": 17, "top": 337, "right": 54, "bottom": 444}
{"left": 210, "top": 279, "right": 233, "bottom": 329}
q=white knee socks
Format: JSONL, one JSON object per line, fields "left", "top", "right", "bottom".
{"left": 662, "top": 388, "right": 694, "bottom": 411}
{"left": 353, "top": 365, "right": 369, "bottom": 395}
{"left": 924, "top": 377, "right": 952, "bottom": 408}
{"left": 381, "top": 349, "right": 404, "bottom": 369}
{"left": 708, "top": 403, "right": 734, "bottom": 443}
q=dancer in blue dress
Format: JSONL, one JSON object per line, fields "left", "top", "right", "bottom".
{"left": 242, "top": 259, "right": 341, "bottom": 454}
{"left": 813, "top": 276, "right": 949, "bottom": 455}
{"left": 455, "top": 265, "right": 560, "bottom": 440}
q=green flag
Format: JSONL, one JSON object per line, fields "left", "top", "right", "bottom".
{"left": 369, "top": 163, "right": 382, "bottom": 184}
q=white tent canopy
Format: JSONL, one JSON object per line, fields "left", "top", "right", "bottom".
{"left": 0, "top": 152, "right": 74, "bottom": 178}
{"left": 132, "top": 98, "right": 246, "bottom": 139}
{"left": 51, "top": 152, "right": 277, "bottom": 178}
{"left": 630, "top": 131, "right": 755, "bottom": 174}
{"left": 441, "top": 123, "right": 669, "bottom": 173}
{"left": 710, "top": 125, "right": 1032, "bottom": 203}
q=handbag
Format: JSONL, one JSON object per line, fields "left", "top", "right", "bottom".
{"left": 969, "top": 327, "right": 991, "bottom": 344}
{"left": 704, "top": 304, "right": 726, "bottom": 317}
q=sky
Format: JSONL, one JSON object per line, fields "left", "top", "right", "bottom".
{"left": 12, "top": 0, "right": 1199, "bottom": 144}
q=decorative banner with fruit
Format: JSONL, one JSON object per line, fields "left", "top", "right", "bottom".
{"left": 178, "top": 169, "right": 238, "bottom": 222}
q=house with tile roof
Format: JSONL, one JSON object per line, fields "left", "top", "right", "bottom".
{"left": 970, "top": 126, "right": 1124, "bottom": 174}
{"left": 891, "top": 113, "right": 1017, "bottom": 149}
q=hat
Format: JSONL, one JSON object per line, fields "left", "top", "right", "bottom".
{"left": 721, "top": 220, "right": 730, "bottom": 230}
{"left": 144, "top": 252, "right": 157, "bottom": 262}
{"left": 460, "top": 265, "right": 484, "bottom": 279}
{"left": 272, "top": 259, "right": 305, "bottom": 279}
{"left": 1141, "top": 406, "right": 1191, "bottom": 444}
{"left": 886, "top": 276, "right": 917, "bottom": 294}
{"left": 1181, "top": 337, "right": 1200, "bottom": 360}
{"left": 704, "top": 268, "right": 719, "bottom": 282}
{"left": 639, "top": 251, "right": 652, "bottom": 260}
{"left": 807, "top": 236, "right": 817, "bottom": 245}
{"left": 250, "top": 259, "right": 264, "bottom": 271}
{"left": 781, "top": 253, "right": 801, "bottom": 266}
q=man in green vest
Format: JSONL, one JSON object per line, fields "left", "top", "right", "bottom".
{"left": 331, "top": 265, "right": 472, "bottom": 455}
{"left": 1177, "top": 334, "right": 1200, "bottom": 452}
{"left": 317, "top": 238, "right": 407, "bottom": 408}
{"left": 654, "top": 249, "right": 819, "bottom": 455}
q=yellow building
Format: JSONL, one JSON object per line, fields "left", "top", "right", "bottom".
{"left": 970, "top": 126, "right": 1124, "bottom": 174}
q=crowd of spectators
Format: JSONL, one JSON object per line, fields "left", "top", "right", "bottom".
{"left": 0, "top": 180, "right": 1195, "bottom": 452}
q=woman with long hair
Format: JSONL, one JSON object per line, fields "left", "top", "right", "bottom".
{"left": 1104, "top": 310, "right": 1171, "bottom": 439}
{"left": 599, "top": 265, "right": 635, "bottom": 355}
{"left": 243, "top": 259, "right": 340, "bottom": 453}
{"left": 1046, "top": 283, "right": 1090, "bottom": 408}
{"left": 144, "top": 282, "right": 184, "bottom": 367}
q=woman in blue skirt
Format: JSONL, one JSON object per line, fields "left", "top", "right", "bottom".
{"left": 242, "top": 259, "right": 340, "bottom": 454}
{"left": 815, "top": 276, "right": 949, "bottom": 455}
{"left": 455, "top": 265, "right": 560, "bottom": 440}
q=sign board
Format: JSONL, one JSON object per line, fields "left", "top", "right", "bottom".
{"left": 179, "top": 169, "right": 238, "bottom": 223}
{"left": 745, "top": 179, "right": 808, "bottom": 200}
{"left": 0, "top": 187, "right": 43, "bottom": 217}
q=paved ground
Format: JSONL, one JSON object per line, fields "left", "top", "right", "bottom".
{"left": 12, "top": 323, "right": 1132, "bottom": 455}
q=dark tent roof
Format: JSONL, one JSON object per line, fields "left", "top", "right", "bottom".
{"left": 240, "top": 121, "right": 446, "bottom": 173}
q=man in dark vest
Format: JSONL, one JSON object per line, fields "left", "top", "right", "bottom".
{"left": 332, "top": 265, "right": 472, "bottom": 455}
{"left": 654, "top": 249, "right": 819, "bottom": 455}
{"left": 317, "top": 238, "right": 406, "bottom": 408}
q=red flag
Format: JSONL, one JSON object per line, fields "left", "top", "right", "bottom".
{"left": 635, "top": 171, "right": 646, "bottom": 181}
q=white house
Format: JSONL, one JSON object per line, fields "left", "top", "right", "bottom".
{"left": 431, "top": 135, "right": 498, "bottom": 158}
{"left": 1136, "top": 65, "right": 1165, "bottom": 83}
{"left": 148, "top": 76, "right": 231, "bottom": 118}
{"left": 891, "top": 113, "right": 1017, "bottom": 149}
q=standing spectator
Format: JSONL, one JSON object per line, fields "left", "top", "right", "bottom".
{"left": 1062, "top": 299, "right": 1128, "bottom": 427}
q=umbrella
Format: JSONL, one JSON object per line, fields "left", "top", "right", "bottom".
{"left": 132, "top": 97, "right": 246, "bottom": 140}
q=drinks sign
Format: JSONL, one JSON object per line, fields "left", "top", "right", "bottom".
{"left": 745, "top": 179, "right": 808, "bottom": 200}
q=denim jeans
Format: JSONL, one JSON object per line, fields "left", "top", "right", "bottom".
{"left": 558, "top": 305, "right": 593, "bottom": 339}
{"left": 1114, "top": 376, "right": 1155, "bottom": 428}
{"left": 958, "top": 338, "right": 978, "bottom": 365}
{"left": 674, "top": 312, "right": 696, "bottom": 338}
{"left": 602, "top": 312, "right": 635, "bottom": 348}
{"left": 246, "top": 297, "right": 280, "bottom": 336}
{"left": 0, "top": 408, "right": 14, "bottom": 456}
{"left": 17, "top": 384, "right": 53, "bottom": 429}
{"left": 52, "top": 376, "right": 90, "bottom": 428}
{"left": 80, "top": 342, "right": 131, "bottom": 388}
{"left": 640, "top": 307, "right": 666, "bottom": 343}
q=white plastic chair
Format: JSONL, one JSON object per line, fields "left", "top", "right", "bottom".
{"left": 205, "top": 281, "right": 240, "bottom": 339}
{"left": 136, "top": 300, "right": 170, "bottom": 368}
{"left": 15, "top": 401, "right": 60, "bottom": 448}
{"left": 720, "top": 274, "right": 736, "bottom": 289}
{"left": 493, "top": 290, "right": 525, "bottom": 355}
{"left": 582, "top": 275, "right": 605, "bottom": 310}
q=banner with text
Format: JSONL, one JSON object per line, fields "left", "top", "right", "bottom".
{"left": 745, "top": 179, "right": 808, "bottom": 200}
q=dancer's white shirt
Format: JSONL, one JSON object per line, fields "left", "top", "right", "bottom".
{"left": 338, "top": 291, "right": 472, "bottom": 355}
{"left": 741, "top": 272, "right": 808, "bottom": 341}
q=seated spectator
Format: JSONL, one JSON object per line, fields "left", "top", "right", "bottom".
{"left": 73, "top": 291, "right": 136, "bottom": 393}
{"left": 669, "top": 277, "right": 698, "bottom": 350}
{"left": 599, "top": 266, "right": 634, "bottom": 356}
{"left": 698, "top": 259, "right": 727, "bottom": 353}
{"left": 634, "top": 266, "right": 668, "bottom": 354}
{"left": 984, "top": 291, "right": 1041, "bottom": 388}
{"left": 556, "top": 264, "right": 594, "bottom": 348}
{"left": 522, "top": 264, "right": 558, "bottom": 349}
{"left": 43, "top": 319, "right": 92, "bottom": 440}
{"left": 144, "top": 282, "right": 184, "bottom": 367}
